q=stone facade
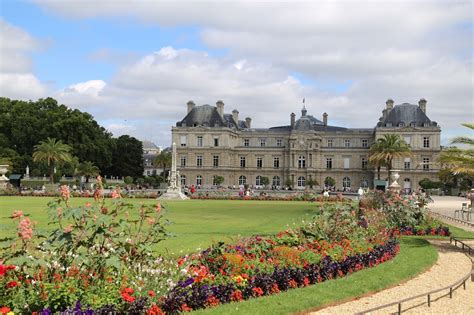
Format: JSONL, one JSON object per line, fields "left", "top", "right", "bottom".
{"left": 171, "top": 99, "right": 441, "bottom": 192}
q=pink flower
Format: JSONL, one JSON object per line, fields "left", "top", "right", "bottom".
{"left": 12, "top": 210, "right": 24, "bottom": 219}
{"left": 111, "top": 188, "right": 121, "bottom": 199}
{"left": 63, "top": 224, "right": 73, "bottom": 233}
{"left": 85, "top": 202, "right": 92, "bottom": 208}
{"left": 18, "top": 217, "right": 33, "bottom": 240}
{"left": 60, "top": 185, "right": 70, "bottom": 200}
{"left": 155, "top": 203, "right": 162, "bottom": 214}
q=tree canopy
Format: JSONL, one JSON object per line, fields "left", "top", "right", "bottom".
{"left": 106, "top": 135, "right": 144, "bottom": 178}
{"left": 439, "top": 123, "right": 474, "bottom": 177}
{"left": 33, "top": 137, "right": 73, "bottom": 183}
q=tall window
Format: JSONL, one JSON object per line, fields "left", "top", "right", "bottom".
{"left": 196, "top": 175, "right": 202, "bottom": 186}
{"left": 180, "top": 175, "right": 186, "bottom": 186}
{"left": 344, "top": 139, "right": 351, "bottom": 148}
{"left": 298, "top": 155, "right": 306, "bottom": 169}
{"left": 240, "top": 156, "right": 246, "bottom": 168}
{"left": 196, "top": 155, "right": 203, "bottom": 167}
{"left": 361, "top": 178, "right": 369, "bottom": 188}
{"left": 361, "top": 157, "right": 368, "bottom": 169}
{"left": 404, "top": 157, "right": 411, "bottom": 170}
{"left": 273, "top": 157, "right": 280, "bottom": 168}
{"left": 276, "top": 139, "right": 283, "bottom": 147}
{"left": 214, "top": 138, "right": 219, "bottom": 147}
{"left": 213, "top": 155, "right": 219, "bottom": 167}
{"left": 326, "top": 157, "right": 332, "bottom": 169}
{"left": 423, "top": 158, "right": 430, "bottom": 171}
{"left": 342, "top": 177, "right": 351, "bottom": 189}
{"left": 244, "top": 139, "right": 249, "bottom": 147}
{"left": 256, "top": 157, "right": 263, "bottom": 169}
{"left": 327, "top": 139, "right": 333, "bottom": 147}
{"left": 297, "top": 176, "right": 305, "bottom": 187}
{"left": 238, "top": 175, "right": 246, "bottom": 185}
{"left": 180, "top": 135, "right": 187, "bottom": 147}
{"left": 197, "top": 136, "right": 203, "bottom": 147}
{"left": 361, "top": 139, "right": 368, "bottom": 148}
{"left": 343, "top": 157, "right": 350, "bottom": 170}
{"left": 256, "top": 175, "right": 262, "bottom": 186}
{"left": 272, "top": 176, "right": 281, "bottom": 187}
{"left": 404, "top": 136, "right": 411, "bottom": 146}
{"left": 423, "top": 137, "right": 430, "bottom": 148}
{"left": 260, "top": 138, "right": 266, "bottom": 147}
{"left": 180, "top": 156, "right": 186, "bottom": 167}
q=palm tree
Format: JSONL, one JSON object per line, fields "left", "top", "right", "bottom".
{"left": 439, "top": 123, "right": 474, "bottom": 177}
{"left": 33, "top": 138, "right": 73, "bottom": 184}
{"left": 368, "top": 141, "right": 387, "bottom": 180}
{"left": 369, "top": 134, "right": 411, "bottom": 185}
{"left": 76, "top": 161, "right": 100, "bottom": 183}
{"left": 154, "top": 151, "right": 172, "bottom": 175}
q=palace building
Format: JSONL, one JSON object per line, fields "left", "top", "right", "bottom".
{"left": 171, "top": 99, "right": 441, "bottom": 192}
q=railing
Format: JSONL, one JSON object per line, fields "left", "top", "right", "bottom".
{"left": 429, "top": 211, "right": 474, "bottom": 228}
{"left": 355, "top": 237, "right": 474, "bottom": 315}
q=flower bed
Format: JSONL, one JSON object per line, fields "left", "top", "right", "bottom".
{"left": 190, "top": 193, "right": 348, "bottom": 202}
{"left": 394, "top": 226, "right": 450, "bottom": 236}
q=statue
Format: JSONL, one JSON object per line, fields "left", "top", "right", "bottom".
{"left": 158, "top": 142, "right": 188, "bottom": 200}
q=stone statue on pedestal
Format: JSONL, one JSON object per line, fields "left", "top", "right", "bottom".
{"left": 158, "top": 142, "right": 189, "bottom": 200}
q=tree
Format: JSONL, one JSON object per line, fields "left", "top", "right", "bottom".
{"left": 260, "top": 176, "right": 270, "bottom": 187}
{"left": 324, "top": 177, "right": 336, "bottom": 187}
{"left": 32, "top": 138, "right": 73, "bottom": 183}
{"left": 154, "top": 151, "right": 172, "bottom": 175}
{"left": 213, "top": 175, "right": 224, "bottom": 186}
{"left": 369, "top": 134, "right": 411, "bottom": 184}
{"left": 368, "top": 141, "right": 387, "bottom": 180}
{"left": 108, "top": 135, "right": 144, "bottom": 178}
{"left": 439, "top": 123, "right": 474, "bottom": 177}
{"left": 76, "top": 161, "right": 100, "bottom": 183}
{"left": 284, "top": 178, "right": 293, "bottom": 188}
{"left": 306, "top": 178, "right": 319, "bottom": 189}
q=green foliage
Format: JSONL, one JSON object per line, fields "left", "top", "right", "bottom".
{"left": 369, "top": 134, "right": 411, "bottom": 183}
{"left": 324, "top": 176, "right": 335, "bottom": 187}
{"left": 260, "top": 176, "right": 269, "bottom": 187}
{"left": 76, "top": 161, "right": 100, "bottom": 183}
{"left": 213, "top": 175, "right": 225, "bottom": 186}
{"left": 124, "top": 176, "right": 133, "bottom": 184}
{"left": 33, "top": 137, "right": 73, "bottom": 183}
{"left": 439, "top": 123, "right": 474, "bottom": 177}
{"left": 418, "top": 178, "right": 443, "bottom": 190}
{"left": 106, "top": 135, "right": 144, "bottom": 178}
{"left": 154, "top": 151, "right": 172, "bottom": 174}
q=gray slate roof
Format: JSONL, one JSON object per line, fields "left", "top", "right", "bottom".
{"left": 177, "top": 105, "right": 245, "bottom": 129}
{"left": 377, "top": 103, "right": 437, "bottom": 127}
{"left": 142, "top": 140, "right": 158, "bottom": 149}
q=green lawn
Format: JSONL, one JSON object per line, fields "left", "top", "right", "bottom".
{"left": 0, "top": 196, "right": 314, "bottom": 254}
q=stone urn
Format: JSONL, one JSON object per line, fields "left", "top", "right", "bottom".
{"left": 0, "top": 165, "right": 9, "bottom": 189}
{"left": 389, "top": 170, "right": 401, "bottom": 193}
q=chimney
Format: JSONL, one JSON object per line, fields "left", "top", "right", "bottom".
{"left": 386, "top": 99, "right": 394, "bottom": 113}
{"left": 419, "top": 98, "right": 427, "bottom": 114}
{"left": 232, "top": 109, "right": 239, "bottom": 124}
{"left": 245, "top": 117, "right": 252, "bottom": 128}
{"left": 382, "top": 108, "right": 387, "bottom": 119}
{"left": 216, "top": 100, "right": 224, "bottom": 117}
{"left": 187, "top": 100, "right": 195, "bottom": 114}
{"left": 323, "top": 112, "right": 328, "bottom": 126}
{"left": 290, "top": 113, "right": 296, "bottom": 128}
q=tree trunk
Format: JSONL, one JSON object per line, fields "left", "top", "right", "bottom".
{"left": 387, "top": 159, "right": 392, "bottom": 186}
{"left": 50, "top": 162, "right": 55, "bottom": 184}
{"left": 377, "top": 165, "right": 381, "bottom": 180}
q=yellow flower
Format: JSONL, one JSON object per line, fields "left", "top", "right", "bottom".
{"left": 7, "top": 312, "right": 15, "bottom": 315}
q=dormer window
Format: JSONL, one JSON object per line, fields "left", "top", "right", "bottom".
{"left": 398, "top": 122, "right": 405, "bottom": 127}
{"left": 386, "top": 123, "right": 392, "bottom": 127}
{"left": 423, "top": 122, "right": 430, "bottom": 127}
{"left": 410, "top": 122, "right": 416, "bottom": 127}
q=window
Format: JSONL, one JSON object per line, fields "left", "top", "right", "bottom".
{"left": 297, "top": 176, "right": 305, "bottom": 187}
{"left": 260, "top": 138, "right": 266, "bottom": 147}
{"left": 180, "top": 175, "right": 186, "bottom": 186}
{"left": 342, "top": 177, "right": 351, "bottom": 189}
{"left": 410, "top": 122, "right": 416, "bottom": 127}
{"left": 257, "top": 157, "right": 263, "bottom": 169}
{"left": 213, "top": 155, "right": 219, "bottom": 167}
{"left": 273, "top": 157, "right": 280, "bottom": 168}
{"left": 238, "top": 175, "right": 246, "bottom": 185}
{"left": 326, "top": 157, "right": 332, "bottom": 169}
{"left": 197, "top": 136, "right": 203, "bottom": 147}
{"left": 403, "top": 136, "right": 411, "bottom": 146}
{"left": 256, "top": 175, "right": 262, "bottom": 186}
{"left": 399, "top": 122, "right": 405, "bottom": 127}
{"left": 361, "top": 157, "right": 368, "bottom": 169}
{"left": 196, "top": 175, "right": 202, "bottom": 186}
{"left": 272, "top": 176, "right": 281, "bottom": 187}
{"left": 362, "top": 139, "right": 368, "bottom": 148}
{"left": 344, "top": 139, "right": 351, "bottom": 148}
{"left": 240, "top": 156, "right": 246, "bottom": 168}
{"left": 214, "top": 138, "right": 219, "bottom": 147}
{"left": 276, "top": 139, "right": 283, "bottom": 147}
{"left": 404, "top": 157, "right": 411, "bottom": 170}
{"left": 360, "top": 178, "right": 369, "bottom": 188}
{"left": 298, "top": 155, "right": 306, "bottom": 169}
{"left": 343, "top": 157, "right": 350, "bottom": 170}
{"left": 423, "top": 158, "right": 430, "bottom": 171}
{"left": 180, "top": 135, "right": 187, "bottom": 147}
{"left": 180, "top": 156, "right": 186, "bottom": 167}
{"left": 423, "top": 137, "right": 430, "bottom": 148}
{"left": 212, "top": 175, "right": 221, "bottom": 186}
{"left": 244, "top": 139, "right": 249, "bottom": 147}
{"left": 327, "top": 139, "right": 333, "bottom": 147}
{"left": 196, "top": 155, "right": 203, "bottom": 167}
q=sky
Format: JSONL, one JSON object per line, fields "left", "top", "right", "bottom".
{"left": 0, "top": 0, "right": 472, "bottom": 148}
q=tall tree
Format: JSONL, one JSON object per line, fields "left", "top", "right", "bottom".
{"left": 76, "top": 161, "right": 100, "bottom": 183}
{"left": 154, "top": 151, "right": 172, "bottom": 175}
{"left": 369, "top": 134, "right": 411, "bottom": 184}
{"left": 32, "top": 138, "right": 73, "bottom": 183}
{"left": 108, "top": 135, "right": 144, "bottom": 178}
{"left": 439, "top": 123, "right": 474, "bottom": 177}
{"left": 368, "top": 141, "right": 387, "bottom": 180}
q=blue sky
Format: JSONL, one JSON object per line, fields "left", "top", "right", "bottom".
{"left": 0, "top": 1, "right": 472, "bottom": 146}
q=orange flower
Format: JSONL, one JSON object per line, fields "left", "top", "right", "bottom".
{"left": 148, "top": 290, "right": 156, "bottom": 297}
{"left": 181, "top": 303, "right": 192, "bottom": 312}
{"left": 12, "top": 210, "right": 23, "bottom": 219}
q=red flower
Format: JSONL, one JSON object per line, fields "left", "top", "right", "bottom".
{"left": 148, "top": 290, "right": 156, "bottom": 297}
{"left": 6, "top": 281, "right": 18, "bottom": 288}
{"left": 181, "top": 303, "right": 192, "bottom": 312}
{"left": 288, "top": 279, "right": 298, "bottom": 288}
{"left": 121, "top": 287, "right": 135, "bottom": 302}
{"left": 252, "top": 287, "right": 264, "bottom": 296}
{"left": 146, "top": 304, "right": 164, "bottom": 315}
{"left": 0, "top": 265, "right": 6, "bottom": 277}
{"left": 206, "top": 295, "right": 220, "bottom": 307}
{"left": 0, "top": 306, "right": 11, "bottom": 315}
{"left": 303, "top": 277, "right": 310, "bottom": 286}
{"left": 230, "top": 290, "right": 243, "bottom": 302}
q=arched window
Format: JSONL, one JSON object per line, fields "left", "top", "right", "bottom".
{"left": 272, "top": 176, "right": 281, "bottom": 187}
{"left": 238, "top": 175, "right": 246, "bottom": 186}
{"left": 180, "top": 175, "right": 186, "bottom": 186}
{"left": 196, "top": 175, "right": 202, "bottom": 186}
{"left": 298, "top": 155, "right": 306, "bottom": 169}
{"left": 297, "top": 176, "right": 305, "bottom": 187}
{"left": 360, "top": 178, "right": 369, "bottom": 188}
{"left": 342, "top": 177, "right": 351, "bottom": 189}
{"left": 256, "top": 175, "right": 262, "bottom": 186}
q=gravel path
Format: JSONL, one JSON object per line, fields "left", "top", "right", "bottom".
{"left": 309, "top": 240, "right": 473, "bottom": 315}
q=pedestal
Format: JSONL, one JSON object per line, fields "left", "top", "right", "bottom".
{"left": 158, "top": 186, "right": 189, "bottom": 200}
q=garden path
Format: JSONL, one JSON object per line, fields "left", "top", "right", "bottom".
{"left": 309, "top": 240, "right": 473, "bottom": 315}
{"left": 429, "top": 196, "right": 474, "bottom": 232}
